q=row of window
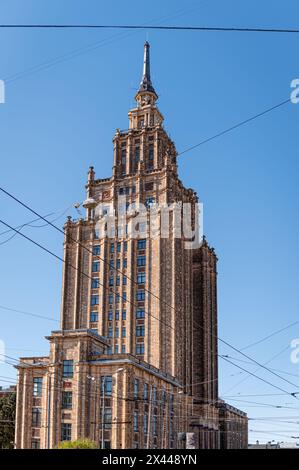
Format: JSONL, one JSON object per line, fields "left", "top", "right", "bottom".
{"left": 118, "top": 186, "right": 136, "bottom": 196}
{"left": 107, "top": 344, "right": 126, "bottom": 354}
{"left": 91, "top": 256, "right": 146, "bottom": 274}
{"left": 108, "top": 326, "right": 127, "bottom": 338}
{"left": 90, "top": 308, "right": 145, "bottom": 324}
{"left": 106, "top": 343, "right": 144, "bottom": 355}
{"left": 93, "top": 239, "right": 146, "bottom": 250}
{"left": 109, "top": 275, "right": 127, "bottom": 286}
{"left": 133, "top": 412, "right": 158, "bottom": 435}
{"left": 33, "top": 378, "right": 169, "bottom": 411}
{"left": 91, "top": 272, "right": 146, "bottom": 289}
{"left": 107, "top": 325, "right": 144, "bottom": 338}
{"left": 91, "top": 291, "right": 131, "bottom": 306}
{"left": 91, "top": 290, "right": 146, "bottom": 306}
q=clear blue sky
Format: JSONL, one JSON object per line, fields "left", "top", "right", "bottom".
{"left": 1, "top": 0, "right": 299, "bottom": 445}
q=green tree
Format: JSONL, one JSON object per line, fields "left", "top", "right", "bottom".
{"left": 0, "top": 392, "right": 16, "bottom": 449}
{"left": 58, "top": 439, "right": 98, "bottom": 449}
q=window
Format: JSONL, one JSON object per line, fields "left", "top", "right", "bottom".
{"left": 136, "top": 291, "right": 145, "bottom": 301}
{"left": 110, "top": 260, "right": 115, "bottom": 269}
{"left": 144, "top": 414, "right": 148, "bottom": 434}
{"left": 122, "top": 310, "right": 126, "bottom": 320}
{"left": 144, "top": 383, "right": 149, "bottom": 401}
{"left": 115, "top": 327, "right": 119, "bottom": 338}
{"left": 135, "top": 146, "right": 140, "bottom": 162}
{"left": 117, "top": 259, "right": 121, "bottom": 269}
{"left": 121, "top": 344, "right": 126, "bottom": 353}
{"left": 124, "top": 241, "right": 128, "bottom": 252}
{"left": 94, "top": 229, "right": 100, "bottom": 239}
{"left": 115, "top": 310, "right": 120, "bottom": 320}
{"left": 121, "top": 148, "right": 126, "bottom": 165}
{"left": 116, "top": 293, "right": 120, "bottom": 303}
{"left": 109, "top": 276, "right": 114, "bottom": 286}
{"left": 116, "top": 276, "right": 120, "bottom": 286}
{"left": 101, "top": 376, "right": 112, "bottom": 396}
{"left": 91, "top": 295, "right": 99, "bottom": 306}
{"left": 137, "top": 273, "right": 146, "bottom": 284}
{"left": 107, "top": 347, "right": 112, "bottom": 355}
{"left": 33, "top": 377, "right": 43, "bottom": 397}
{"left": 162, "top": 389, "right": 167, "bottom": 407}
{"left": 61, "top": 423, "right": 72, "bottom": 441}
{"left": 108, "top": 294, "right": 113, "bottom": 305}
{"left": 122, "top": 292, "right": 127, "bottom": 302}
{"left": 122, "top": 327, "right": 126, "bottom": 338}
{"left": 137, "top": 239, "right": 146, "bottom": 250}
{"left": 152, "top": 386, "right": 157, "bottom": 405}
{"left": 134, "top": 379, "right": 139, "bottom": 399}
{"left": 32, "top": 408, "right": 41, "bottom": 427}
{"left": 108, "top": 327, "right": 113, "bottom": 338}
{"left": 136, "top": 343, "right": 144, "bottom": 355}
{"left": 92, "top": 261, "right": 100, "bottom": 273}
{"left": 136, "top": 325, "right": 145, "bottom": 337}
{"left": 123, "top": 258, "right": 127, "bottom": 268}
{"left": 123, "top": 276, "right": 127, "bottom": 285}
{"left": 145, "top": 197, "right": 155, "bottom": 209}
{"left": 117, "top": 242, "right": 121, "bottom": 253}
{"left": 62, "top": 391, "right": 72, "bottom": 410}
{"left": 153, "top": 415, "right": 158, "bottom": 436}
{"left": 62, "top": 360, "right": 73, "bottom": 378}
{"left": 114, "top": 345, "right": 119, "bottom": 354}
{"left": 31, "top": 439, "right": 40, "bottom": 449}
{"left": 104, "top": 408, "right": 112, "bottom": 429}
{"left": 91, "top": 278, "right": 100, "bottom": 289}
{"left": 90, "top": 311, "right": 98, "bottom": 323}
{"left": 102, "top": 206, "right": 110, "bottom": 216}
{"left": 133, "top": 412, "right": 139, "bottom": 432}
{"left": 137, "top": 256, "right": 146, "bottom": 266}
{"left": 136, "top": 309, "right": 145, "bottom": 319}
{"left": 108, "top": 311, "right": 113, "bottom": 321}
{"left": 149, "top": 144, "right": 154, "bottom": 160}
{"left": 110, "top": 244, "right": 115, "bottom": 253}
{"left": 93, "top": 245, "right": 101, "bottom": 256}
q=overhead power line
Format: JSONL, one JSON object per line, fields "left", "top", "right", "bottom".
{"left": 0, "top": 304, "right": 58, "bottom": 323}
{"left": 240, "top": 319, "right": 299, "bottom": 351}
{"left": 1, "top": 186, "right": 299, "bottom": 397}
{"left": 0, "top": 222, "right": 298, "bottom": 404}
{"left": 1, "top": 24, "right": 299, "bottom": 34}
{"left": 178, "top": 98, "right": 291, "bottom": 157}
{"left": 220, "top": 356, "right": 299, "bottom": 397}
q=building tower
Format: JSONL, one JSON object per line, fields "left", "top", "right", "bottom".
{"left": 14, "top": 42, "right": 247, "bottom": 450}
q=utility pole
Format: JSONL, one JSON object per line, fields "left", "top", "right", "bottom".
{"left": 94, "top": 379, "right": 98, "bottom": 442}
{"left": 87, "top": 375, "right": 98, "bottom": 442}
{"left": 101, "top": 377, "right": 106, "bottom": 450}
{"left": 47, "top": 374, "right": 52, "bottom": 449}
{"left": 146, "top": 385, "right": 153, "bottom": 449}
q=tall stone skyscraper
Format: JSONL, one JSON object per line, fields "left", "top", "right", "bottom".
{"left": 15, "top": 43, "right": 248, "bottom": 449}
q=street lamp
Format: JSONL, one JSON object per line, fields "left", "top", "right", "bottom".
{"left": 101, "top": 368, "right": 125, "bottom": 450}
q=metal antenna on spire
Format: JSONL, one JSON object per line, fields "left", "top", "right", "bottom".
{"left": 138, "top": 41, "right": 157, "bottom": 96}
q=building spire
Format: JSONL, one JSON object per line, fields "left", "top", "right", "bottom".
{"left": 137, "top": 41, "right": 157, "bottom": 98}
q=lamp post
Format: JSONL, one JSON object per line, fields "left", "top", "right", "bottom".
{"left": 87, "top": 375, "right": 97, "bottom": 441}
{"left": 88, "top": 368, "right": 124, "bottom": 449}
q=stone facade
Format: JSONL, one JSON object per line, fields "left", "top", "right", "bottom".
{"left": 14, "top": 42, "right": 247, "bottom": 449}
{"left": 218, "top": 401, "right": 248, "bottom": 449}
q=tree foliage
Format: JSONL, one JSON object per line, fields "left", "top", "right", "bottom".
{"left": 58, "top": 438, "right": 98, "bottom": 449}
{"left": 0, "top": 392, "right": 16, "bottom": 449}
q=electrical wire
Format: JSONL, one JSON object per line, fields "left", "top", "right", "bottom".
{"left": 0, "top": 187, "right": 298, "bottom": 399}
{"left": 1, "top": 25, "right": 299, "bottom": 34}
